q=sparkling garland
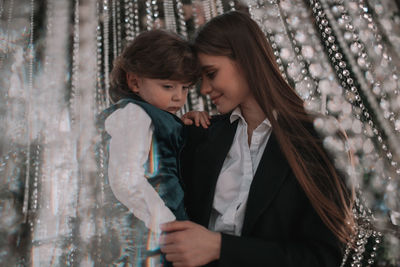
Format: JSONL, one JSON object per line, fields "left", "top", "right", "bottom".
{"left": 0, "top": 0, "right": 4, "bottom": 20}
{"left": 124, "top": 0, "right": 134, "bottom": 41}
{"left": 115, "top": 0, "right": 122, "bottom": 54}
{"left": 324, "top": 0, "right": 400, "bottom": 167}
{"left": 275, "top": 1, "right": 319, "bottom": 101}
{"left": 133, "top": 0, "right": 140, "bottom": 36}
{"left": 216, "top": 0, "right": 224, "bottom": 15}
{"left": 96, "top": 0, "right": 106, "bottom": 112}
{"left": 310, "top": 0, "right": 394, "bottom": 265}
{"left": 71, "top": 0, "right": 80, "bottom": 124}
{"left": 368, "top": 0, "right": 400, "bottom": 57}
{"left": 0, "top": 0, "right": 14, "bottom": 70}
{"left": 229, "top": 0, "right": 235, "bottom": 11}
{"left": 103, "top": 0, "right": 111, "bottom": 107}
{"left": 146, "top": 0, "right": 154, "bottom": 30}
{"left": 203, "top": 0, "right": 212, "bottom": 22}
{"left": 192, "top": 0, "right": 200, "bottom": 30}
{"left": 354, "top": 0, "right": 400, "bottom": 134}
{"left": 22, "top": 0, "right": 36, "bottom": 222}
{"left": 314, "top": 0, "right": 399, "bottom": 176}
{"left": 164, "top": 0, "right": 177, "bottom": 31}
{"left": 111, "top": 0, "right": 119, "bottom": 60}
{"left": 153, "top": 0, "right": 161, "bottom": 28}
{"left": 176, "top": 0, "right": 188, "bottom": 38}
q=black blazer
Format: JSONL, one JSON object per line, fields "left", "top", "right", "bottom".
{"left": 180, "top": 114, "right": 343, "bottom": 267}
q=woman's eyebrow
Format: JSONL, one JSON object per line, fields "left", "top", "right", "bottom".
{"left": 201, "top": 65, "right": 214, "bottom": 71}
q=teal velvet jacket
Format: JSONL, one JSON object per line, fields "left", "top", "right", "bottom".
{"left": 98, "top": 97, "right": 188, "bottom": 221}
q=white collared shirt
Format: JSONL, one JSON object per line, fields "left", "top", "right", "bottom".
{"left": 105, "top": 103, "right": 176, "bottom": 234}
{"left": 208, "top": 107, "right": 272, "bottom": 236}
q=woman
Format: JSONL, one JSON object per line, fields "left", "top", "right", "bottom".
{"left": 160, "top": 11, "right": 354, "bottom": 266}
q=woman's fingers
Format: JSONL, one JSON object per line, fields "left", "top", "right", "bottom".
{"left": 159, "top": 221, "right": 221, "bottom": 266}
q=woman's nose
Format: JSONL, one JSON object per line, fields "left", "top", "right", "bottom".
{"left": 200, "top": 78, "right": 211, "bottom": 95}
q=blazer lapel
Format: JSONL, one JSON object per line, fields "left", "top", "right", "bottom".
{"left": 241, "top": 133, "right": 290, "bottom": 235}
{"left": 195, "top": 118, "right": 239, "bottom": 226}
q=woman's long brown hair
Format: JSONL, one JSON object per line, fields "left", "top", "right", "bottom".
{"left": 194, "top": 11, "right": 355, "bottom": 244}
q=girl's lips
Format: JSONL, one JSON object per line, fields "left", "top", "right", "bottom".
{"left": 167, "top": 107, "right": 180, "bottom": 113}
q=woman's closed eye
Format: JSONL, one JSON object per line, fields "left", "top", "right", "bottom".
{"left": 206, "top": 71, "right": 216, "bottom": 79}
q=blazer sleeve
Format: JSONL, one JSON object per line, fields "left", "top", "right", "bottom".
{"left": 216, "top": 172, "right": 343, "bottom": 267}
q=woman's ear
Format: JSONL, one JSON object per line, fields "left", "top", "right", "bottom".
{"left": 126, "top": 73, "right": 140, "bottom": 93}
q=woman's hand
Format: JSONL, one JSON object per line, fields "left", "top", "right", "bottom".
{"left": 160, "top": 221, "right": 221, "bottom": 267}
{"left": 181, "top": 111, "right": 211, "bottom": 128}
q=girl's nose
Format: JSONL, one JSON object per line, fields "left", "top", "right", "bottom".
{"left": 200, "top": 78, "right": 211, "bottom": 95}
{"left": 172, "top": 88, "right": 183, "bottom": 101}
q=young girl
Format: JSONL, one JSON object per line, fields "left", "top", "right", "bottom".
{"left": 160, "top": 11, "right": 355, "bottom": 267}
{"left": 99, "top": 29, "right": 207, "bottom": 266}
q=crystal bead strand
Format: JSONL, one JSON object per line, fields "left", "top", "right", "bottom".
{"left": 152, "top": 0, "right": 161, "bottom": 29}
{"left": 192, "top": 0, "right": 200, "bottom": 30}
{"left": 186, "top": 1, "right": 202, "bottom": 112}
{"left": 203, "top": 0, "right": 212, "bottom": 22}
{"left": 175, "top": 0, "right": 189, "bottom": 116}
{"left": 133, "top": 0, "right": 140, "bottom": 37}
{"left": 111, "top": 0, "right": 119, "bottom": 59}
{"left": 313, "top": 0, "right": 400, "bottom": 176}
{"left": 78, "top": 0, "right": 103, "bottom": 264}
{"left": 328, "top": 0, "right": 400, "bottom": 155}
{"left": 310, "top": 1, "right": 384, "bottom": 265}
{"left": 103, "top": 0, "right": 111, "bottom": 107}
{"left": 229, "top": 0, "right": 235, "bottom": 11}
{"left": 275, "top": 1, "right": 319, "bottom": 102}
{"left": 0, "top": 0, "right": 4, "bottom": 21}
{"left": 0, "top": 0, "right": 14, "bottom": 70}
{"left": 215, "top": 0, "right": 224, "bottom": 15}
{"left": 202, "top": 0, "right": 215, "bottom": 113}
{"left": 146, "top": 0, "right": 154, "bottom": 30}
{"left": 124, "top": 0, "right": 134, "bottom": 41}
{"left": 355, "top": 0, "right": 400, "bottom": 134}
{"left": 164, "top": 0, "right": 177, "bottom": 32}
{"left": 70, "top": 0, "right": 80, "bottom": 124}
{"left": 96, "top": 0, "right": 106, "bottom": 112}
{"left": 367, "top": 0, "right": 400, "bottom": 56}
{"left": 247, "top": 1, "right": 289, "bottom": 82}
{"left": 176, "top": 0, "right": 188, "bottom": 38}
{"left": 115, "top": 0, "right": 122, "bottom": 54}
{"left": 22, "top": 0, "right": 36, "bottom": 222}
{"left": 210, "top": 0, "right": 218, "bottom": 18}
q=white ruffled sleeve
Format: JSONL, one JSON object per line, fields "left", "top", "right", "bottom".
{"left": 105, "top": 103, "right": 176, "bottom": 234}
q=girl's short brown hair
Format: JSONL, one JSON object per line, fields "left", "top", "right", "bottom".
{"left": 110, "top": 30, "right": 200, "bottom": 103}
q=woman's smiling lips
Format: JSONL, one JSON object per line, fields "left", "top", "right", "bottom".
{"left": 211, "top": 94, "right": 223, "bottom": 104}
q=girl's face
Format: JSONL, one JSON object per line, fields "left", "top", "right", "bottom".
{"left": 198, "top": 53, "right": 252, "bottom": 114}
{"left": 127, "top": 74, "right": 190, "bottom": 114}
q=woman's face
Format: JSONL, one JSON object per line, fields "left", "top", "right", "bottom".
{"left": 198, "top": 53, "right": 252, "bottom": 114}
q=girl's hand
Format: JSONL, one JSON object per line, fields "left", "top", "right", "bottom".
{"left": 160, "top": 221, "right": 221, "bottom": 267}
{"left": 181, "top": 111, "right": 211, "bottom": 128}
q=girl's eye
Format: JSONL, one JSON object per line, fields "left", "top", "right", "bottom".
{"left": 163, "top": 85, "right": 173, "bottom": 89}
{"left": 183, "top": 85, "right": 191, "bottom": 91}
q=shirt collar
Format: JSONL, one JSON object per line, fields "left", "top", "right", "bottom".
{"left": 229, "top": 107, "right": 272, "bottom": 128}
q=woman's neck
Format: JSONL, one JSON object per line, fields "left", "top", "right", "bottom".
{"left": 240, "top": 96, "right": 266, "bottom": 144}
